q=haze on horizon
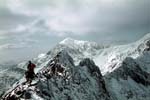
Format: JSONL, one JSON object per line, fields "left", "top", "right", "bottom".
{"left": 0, "top": 0, "right": 149, "bottom": 64}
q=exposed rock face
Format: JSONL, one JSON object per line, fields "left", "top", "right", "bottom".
{"left": 122, "top": 57, "right": 150, "bottom": 86}
{"left": 105, "top": 57, "right": 150, "bottom": 100}
{"left": 1, "top": 33, "right": 150, "bottom": 100}
{"left": 2, "top": 51, "right": 111, "bottom": 100}
{"left": 35, "top": 51, "right": 111, "bottom": 100}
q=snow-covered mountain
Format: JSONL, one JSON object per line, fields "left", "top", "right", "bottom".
{"left": 105, "top": 56, "right": 150, "bottom": 100}
{"left": 47, "top": 37, "right": 109, "bottom": 64}
{"left": 0, "top": 37, "right": 108, "bottom": 98}
{"left": 94, "top": 33, "right": 150, "bottom": 75}
{"left": 94, "top": 33, "right": 150, "bottom": 100}
{"left": 1, "top": 33, "right": 150, "bottom": 100}
{"left": 2, "top": 51, "right": 112, "bottom": 100}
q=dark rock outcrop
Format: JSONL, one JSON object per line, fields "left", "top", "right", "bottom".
{"left": 105, "top": 57, "right": 150, "bottom": 100}
{"left": 2, "top": 51, "right": 111, "bottom": 100}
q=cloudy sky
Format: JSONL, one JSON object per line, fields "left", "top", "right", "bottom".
{"left": 0, "top": 0, "right": 149, "bottom": 64}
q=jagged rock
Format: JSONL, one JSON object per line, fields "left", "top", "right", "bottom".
{"left": 107, "top": 57, "right": 150, "bottom": 86}
{"left": 35, "top": 52, "right": 111, "bottom": 100}
{"left": 122, "top": 57, "right": 150, "bottom": 86}
{"left": 1, "top": 33, "right": 150, "bottom": 100}
{"left": 105, "top": 57, "right": 150, "bottom": 100}
{"left": 79, "top": 58, "right": 100, "bottom": 75}
{"left": 2, "top": 52, "right": 111, "bottom": 100}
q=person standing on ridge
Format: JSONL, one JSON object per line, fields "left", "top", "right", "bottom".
{"left": 27, "top": 61, "right": 36, "bottom": 74}
{"left": 25, "top": 61, "right": 36, "bottom": 84}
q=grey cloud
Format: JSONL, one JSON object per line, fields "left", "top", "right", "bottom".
{"left": 1, "top": 0, "right": 149, "bottom": 37}
{"left": 0, "top": 0, "right": 149, "bottom": 64}
{"left": 0, "top": 8, "right": 34, "bottom": 30}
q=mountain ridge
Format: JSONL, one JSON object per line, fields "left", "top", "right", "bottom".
{"left": 1, "top": 33, "right": 150, "bottom": 100}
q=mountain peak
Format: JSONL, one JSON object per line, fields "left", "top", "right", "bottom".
{"left": 61, "top": 37, "right": 74, "bottom": 42}
{"left": 59, "top": 37, "right": 88, "bottom": 45}
{"left": 59, "top": 37, "right": 100, "bottom": 49}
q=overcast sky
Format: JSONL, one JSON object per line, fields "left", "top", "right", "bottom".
{"left": 0, "top": 0, "right": 149, "bottom": 64}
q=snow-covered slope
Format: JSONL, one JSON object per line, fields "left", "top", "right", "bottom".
{"left": 93, "top": 33, "right": 150, "bottom": 100}
{"left": 48, "top": 37, "right": 109, "bottom": 64}
{"left": 104, "top": 55, "right": 150, "bottom": 100}
{"left": 94, "top": 33, "right": 150, "bottom": 75}
{"left": 1, "top": 33, "right": 150, "bottom": 100}
{"left": 0, "top": 64, "right": 25, "bottom": 97}
{"left": 60, "top": 37, "right": 103, "bottom": 51}
{"left": 2, "top": 51, "right": 111, "bottom": 100}
{"left": 0, "top": 37, "right": 108, "bottom": 97}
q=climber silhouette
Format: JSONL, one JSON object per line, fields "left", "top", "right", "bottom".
{"left": 25, "top": 61, "right": 36, "bottom": 84}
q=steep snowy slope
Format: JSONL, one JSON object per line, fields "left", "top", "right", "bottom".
{"left": 1, "top": 33, "right": 150, "bottom": 100}
{"left": 104, "top": 54, "right": 150, "bottom": 100}
{"left": 93, "top": 33, "right": 150, "bottom": 100}
{"left": 94, "top": 33, "right": 150, "bottom": 75}
{"left": 2, "top": 51, "right": 111, "bottom": 100}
